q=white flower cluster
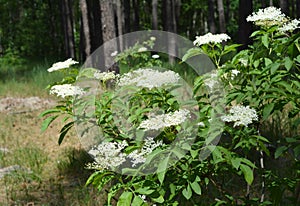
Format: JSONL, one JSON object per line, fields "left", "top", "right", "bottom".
{"left": 193, "top": 33, "right": 231, "bottom": 46}
{"left": 48, "top": 58, "right": 78, "bottom": 72}
{"left": 118, "top": 68, "right": 180, "bottom": 89}
{"left": 138, "top": 47, "right": 148, "bottom": 52}
{"left": 88, "top": 140, "right": 128, "bottom": 170}
{"left": 278, "top": 19, "right": 300, "bottom": 32}
{"left": 94, "top": 71, "right": 116, "bottom": 81}
{"left": 127, "top": 137, "right": 164, "bottom": 167}
{"left": 139, "top": 109, "right": 191, "bottom": 130}
{"left": 221, "top": 105, "right": 258, "bottom": 127}
{"left": 204, "top": 72, "right": 219, "bottom": 91}
{"left": 49, "top": 84, "right": 85, "bottom": 98}
{"left": 246, "top": 7, "right": 287, "bottom": 26}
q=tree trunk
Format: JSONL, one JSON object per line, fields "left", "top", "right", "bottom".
{"left": 80, "top": 0, "right": 91, "bottom": 58}
{"left": 238, "top": 0, "right": 253, "bottom": 50}
{"left": 100, "top": 0, "right": 117, "bottom": 71}
{"left": 279, "top": 0, "right": 289, "bottom": 15}
{"left": 124, "top": 0, "right": 131, "bottom": 33}
{"left": 217, "top": 0, "right": 226, "bottom": 33}
{"left": 208, "top": 0, "right": 217, "bottom": 33}
{"left": 261, "top": 0, "right": 267, "bottom": 7}
{"left": 116, "top": 0, "right": 123, "bottom": 50}
{"left": 132, "top": 0, "right": 140, "bottom": 31}
{"left": 60, "top": 0, "right": 76, "bottom": 58}
{"left": 90, "top": 0, "right": 102, "bottom": 52}
{"left": 297, "top": 0, "right": 300, "bottom": 18}
{"left": 269, "top": 0, "right": 273, "bottom": 6}
{"left": 152, "top": 0, "right": 158, "bottom": 30}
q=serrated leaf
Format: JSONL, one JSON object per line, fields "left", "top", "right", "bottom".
{"left": 117, "top": 191, "right": 133, "bottom": 206}
{"left": 151, "top": 195, "right": 164, "bottom": 203}
{"left": 41, "top": 115, "right": 59, "bottom": 132}
{"left": 135, "top": 187, "right": 155, "bottom": 195}
{"left": 39, "top": 109, "right": 61, "bottom": 118}
{"left": 240, "top": 164, "right": 254, "bottom": 185}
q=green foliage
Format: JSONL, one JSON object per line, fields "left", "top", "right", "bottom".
{"left": 41, "top": 12, "right": 300, "bottom": 205}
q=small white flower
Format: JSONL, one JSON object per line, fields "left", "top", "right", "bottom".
{"left": 128, "top": 137, "right": 164, "bottom": 167}
{"left": 150, "top": 36, "right": 156, "bottom": 41}
{"left": 111, "top": 51, "right": 118, "bottom": 57}
{"left": 88, "top": 140, "right": 128, "bottom": 170}
{"left": 94, "top": 71, "right": 116, "bottom": 81}
{"left": 118, "top": 68, "right": 180, "bottom": 89}
{"left": 197, "top": 122, "right": 205, "bottom": 127}
{"left": 48, "top": 58, "right": 78, "bottom": 72}
{"left": 278, "top": 19, "right": 300, "bottom": 32}
{"left": 49, "top": 84, "right": 85, "bottom": 98}
{"left": 193, "top": 33, "right": 231, "bottom": 46}
{"left": 239, "top": 58, "right": 248, "bottom": 67}
{"left": 152, "top": 54, "right": 160, "bottom": 59}
{"left": 231, "top": 69, "right": 240, "bottom": 76}
{"left": 246, "top": 7, "right": 287, "bottom": 27}
{"left": 221, "top": 105, "right": 258, "bottom": 127}
{"left": 138, "top": 109, "right": 191, "bottom": 131}
{"left": 204, "top": 72, "right": 219, "bottom": 91}
{"left": 138, "top": 47, "right": 148, "bottom": 52}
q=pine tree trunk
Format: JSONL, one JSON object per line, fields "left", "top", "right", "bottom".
{"left": 261, "top": 0, "right": 267, "bottom": 7}
{"left": 208, "top": 0, "right": 217, "bottom": 33}
{"left": 90, "top": 0, "right": 102, "bottom": 52}
{"left": 132, "top": 0, "right": 140, "bottom": 31}
{"left": 152, "top": 0, "right": 158, "bottom": 30}
{"left": 116, "top": 0, "right": 123, "bottom": 50}
{"left": 297, "top": 0, "right": 300, "bottom": 18}
{"left": 100, "top": 0, "right": 117, "bottom": 71}
{"left": 124, "top": 0, "right": 131, "bottom": 33}
{"left": 61, "top": 0, "right": 76, "bottom": 58}
{"left": 217, "top": 0, "right": 226, "bottom": 33}
{"left": 238, "top": 0, "right": 253, "bottom": 50}
{"left": 80, "top": 0, "right": 91, "bottom": 58}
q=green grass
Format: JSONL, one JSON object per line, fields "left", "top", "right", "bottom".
{"left": 0, "top": 60, "right": 63, "bottom": 97}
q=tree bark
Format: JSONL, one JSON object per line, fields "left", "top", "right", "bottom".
{"left": 238, "top": 0, "right": 253, "bottom": 50}
{"left": 124, "top": 0, "right": 131, "bottom": 33}
{"left": 152, "top": 0, "right": 158, "bottom": 30}
{"left": 217, "top": 0, "right": 226, "bottom": 33}
{"left": 208, "top": 0, "right": 217, "bottom": 33}
{"left": 261, "top": 0, "right": 267, "bottom": 7}
{"left": 80, "top": 0, "right": 91, "bottom": 58}
{"left": 60, "top": 0, "right": 76, "bottom": 58}
{"left": 116, "top": 0, "right": 123, "bottom": 50}
{"left": 90, "top": 0, "right": 103, "bottom": 52}
{"left": 100, "top": 0, "right": 117, "bottom": 71}
{"left": 132, "top": 0, "right": 140, "bottom": 31}
{"left": 297, "top": 0, "right": 300, "bottom": 18}
{"left": 279, "top": 0, "right": 289, "bottom": 15}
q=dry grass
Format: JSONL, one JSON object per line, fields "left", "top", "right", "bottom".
{"left": 0, "top": 99, "right": 106, "bottom": 205}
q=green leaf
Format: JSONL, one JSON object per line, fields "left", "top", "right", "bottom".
{"left": 151, "top": 195, "right": 164, "bottom": 203}
{"left": 39, "top": 109, "right": 61, "bottom": 117}
{"left": 270, "top": 62, "right": 281, "bottom": 75}
{"left": 231, "top": 158, "right": 241, "bottom": 170}
{"left": 157, "top": 154, "right": 170, "bottom": 184}
{"left": 182, "top": 184, "right": 192, "bottom": 200}
{"left": 262, "top": 34, "right": 269, "bottom": 48}
{"left": 284, "top": 57, "right": 293, "bottom": 70}
{"left": 58, "top": 121, "right": 74, "bottom": 145}
{"left": 135, "top": 187, "right": 155, "bottom": 195}
{"left": 117, "top": 191, "right": 133, "bottom": 206}
{"left": 182, "top": 48, "right": 203, "bottom": 62}
{"left": 275, "top": 146, "right": 288, "bottom": 158}
{"left": 131, "top": 195, "right": 145, "bottom": 206}
{"left": 263, "top": 103, "right": 275, "bottom": 120}
{"left": 41, "top": 115, "right": 59, "bottom": 132}
{"left": 190, "top": 181, "right": 202, "bottom": 195}
{"left": 240, "top": 164, "right": 254, "bottom": 185}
